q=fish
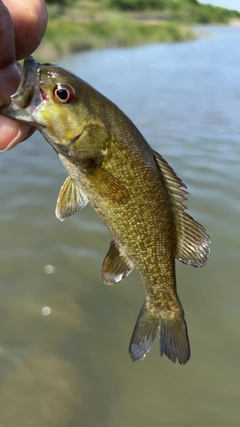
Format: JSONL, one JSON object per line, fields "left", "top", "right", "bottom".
{"left": 0, "top": 57, "right": 210, "bottom": 364}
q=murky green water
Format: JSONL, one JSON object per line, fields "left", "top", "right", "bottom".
{"left": 0, "top": 26, "right": 239, "bottom": 426}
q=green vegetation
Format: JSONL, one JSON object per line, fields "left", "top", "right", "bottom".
{"left": 101, "top": 0, "right": 240, "bottom": 22}
{"left": 168, "top": 0, "right": 240, "bottom": 24}
{"left": 35, "top": 0, "right": 240, "bottom": 61}
{"left": 45, "top": 0, "right": 240, "bottom": 21}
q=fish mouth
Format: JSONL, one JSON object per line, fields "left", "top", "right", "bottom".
{"left": 11, "top": 56, "right": 41, "bottom": 109}
{"left": 0, "top": 56, "right": 44, "bottom": 122}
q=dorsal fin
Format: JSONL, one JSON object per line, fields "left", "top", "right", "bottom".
{"left": 153, "top": 150, "right": 210, "bottom": 267}
{"left": 55, "top": 176, "right": 88, "bottom": 221}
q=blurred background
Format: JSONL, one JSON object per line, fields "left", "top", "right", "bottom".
{"left": 0, "top": 1, "right": 240, "bottom": 426}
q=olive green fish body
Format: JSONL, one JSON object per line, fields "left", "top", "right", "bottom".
{"left": 57, "top": 106, "right": 180, "bottom": 304}
{"left": 0, "top": 57, "right": 210, "bottom": 364}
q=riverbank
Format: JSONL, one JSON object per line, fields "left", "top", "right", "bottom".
{"left": 34, "top": 0, "right": 240, "bottom": 61}
{"left": 35, "top": 6, "right": 197, "bottom": 61}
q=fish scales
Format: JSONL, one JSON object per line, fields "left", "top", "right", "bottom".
{"left": 82, "top": 130, "right": 177, "bottom": 302}
{"left": 0, "top": 57, "right": 210, "bottom": 364}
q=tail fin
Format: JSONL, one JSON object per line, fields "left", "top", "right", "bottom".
{"left": 129, "top": 301, "right": 190, "bottom": 364}
{"left": 160, "top": 316, "right": 190, "bottom": 364}
{"left": 129, "top": 302, "right": 159, "bottom": 361}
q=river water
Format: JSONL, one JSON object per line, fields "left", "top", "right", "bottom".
{"left": 0, "top": 26, "right": 239, "bottom": 426}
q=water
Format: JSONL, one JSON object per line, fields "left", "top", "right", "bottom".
{"left": 0, "top": 26, "right": 240, "bottom": 426}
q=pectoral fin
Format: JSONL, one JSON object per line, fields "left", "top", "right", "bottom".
{"left": 102, "top": 240, "right": 134, "bottom": 285}
{"left": 55, "top": 176, "right": 88, "bottom": 221}
{"left": 153, "top": 150, "right": 210, "bottom": 267}
{"left": 88, "top": 165, "right": 129, "bottom": 204}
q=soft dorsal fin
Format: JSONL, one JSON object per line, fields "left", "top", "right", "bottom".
{"left": 55, "top": 176, "right": 88, "bottom": 221}
{"left": 102, "top": 240, "right": 134, "bottom": 285}
{"left": 153, "top": 150, "right": 210, "bottom": 267}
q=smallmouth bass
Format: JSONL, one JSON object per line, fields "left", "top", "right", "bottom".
{"left": 1, "top": 57, "right": 210, "bottom": 364}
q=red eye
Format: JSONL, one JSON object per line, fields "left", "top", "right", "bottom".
{"left": 53, "top": 84, "right": 76, "bottom": 103}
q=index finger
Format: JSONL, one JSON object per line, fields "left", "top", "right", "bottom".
{"left": 0, "top": 0, "right": 47, "bottom": 151}
{"left": 2, "top": 0, "right": 48, "bottom": 60}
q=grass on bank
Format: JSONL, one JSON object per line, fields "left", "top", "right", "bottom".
{"left": 35, "top": 0, "right": 240, "bottom": 61}
{"left": 35, "top": 7, "right": 197, "bottom": 61}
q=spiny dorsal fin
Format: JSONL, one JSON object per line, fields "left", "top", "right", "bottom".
{"left": 102, "top": 240, "right": 134, "bottom": 285}
{"left": 55, "top": 176, "right": 88, "bottom": 221}
{"left": 153, "top": 150, "right": 210, "bottom": 267}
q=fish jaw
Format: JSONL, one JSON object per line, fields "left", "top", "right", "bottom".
{"left": 0, "top": 57, "right": 45, "bottom": 125}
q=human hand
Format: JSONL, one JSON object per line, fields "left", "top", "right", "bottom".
{"left": 0, "top": 0, "right": 48, "bottom": 151}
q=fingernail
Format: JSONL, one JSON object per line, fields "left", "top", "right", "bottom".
{"left": 0, "top": 124, "right": 29, "bottom": 152}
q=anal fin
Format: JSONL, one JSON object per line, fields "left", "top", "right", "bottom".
{"left": 55, "top": 176, "right": 88, "bottom": 221}
{"left": 102, "top": 240, "right": 134, "bottom": 285}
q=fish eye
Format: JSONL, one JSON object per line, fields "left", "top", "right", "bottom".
{"left": 53, "top": 84, "right": 76, "bottom": 104}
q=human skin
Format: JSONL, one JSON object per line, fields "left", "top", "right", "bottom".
{"left": 0, "top": 0, "right": 48, "bottom": 151}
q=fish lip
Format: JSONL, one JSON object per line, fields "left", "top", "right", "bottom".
{"left": 11, "top": 56, "right": 41, "bottom": 108}
{"left": 0, "top": 56, "right": 46, "bottom": 123}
